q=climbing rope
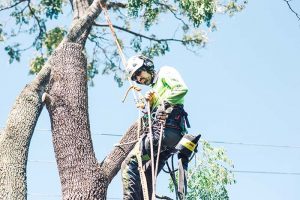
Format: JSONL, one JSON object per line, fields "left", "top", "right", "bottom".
{"left": 98, "top": 2, "right": 145, "bottom": 141}
{"left": 98, "top": 3, "right": 162, "bottom": 200}
{"left": 146, "top": 102, "right": 156, "bottom": 200}
{"left": 154, "top": 118, "right": 165, "bottom": 197}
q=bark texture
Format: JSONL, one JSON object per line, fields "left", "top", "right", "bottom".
{"left": 70, "top": 0, "right": 93, "bottom": 45}
{"left": 45, "top": 42, "right": 140, "bottom": 199}
{"left": 0, "top": 0, "right": 136, "bottom": 198}
{"left": 101, "top": 120, "right": 140, "bottom": 183}
{"left": 0, "top": 63, "right": 51, "bottom": 200}
{"left": 45, "top": 42, "right": 108, "bottom": 199}
{"left": 72, "top": 0, "right": 93, "bottom": 20}
{"left": 65, "top": 0, "right": 107, "bottom": 43}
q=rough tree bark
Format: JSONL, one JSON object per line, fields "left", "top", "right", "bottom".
{"left": 0, "top": 63, "right": 51, "bottom": 199}
{"left": 45, "top": 42, "right": 104, "bottom": 199}
{"left": 44, "top": 42, "right": 140, "bottom": 199}
{"left": 0, "top": 0, "right": 94, "bottom": 198}
{"left": 0, "top": 0, "right": 92, "bottom": 196}
{"left": 42, "top": 0, "right": 142, "bottom": 198}
{"left": 0, "top": 0, "right": 138, "bottom": 198}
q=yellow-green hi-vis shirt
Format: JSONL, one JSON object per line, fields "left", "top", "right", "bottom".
{"left": 150, "top": 66, "right": 188, "bottom": 109}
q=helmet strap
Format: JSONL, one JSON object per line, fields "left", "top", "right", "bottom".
{"left": 149, "top": 69, "right": 156, "bottom": 85}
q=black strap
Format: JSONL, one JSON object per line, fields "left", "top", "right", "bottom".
{"left": 178, "top": 157, "right": 187, "bottom": 200}
{"left": 183, "top": 112, "right": 191, "bottom": 128}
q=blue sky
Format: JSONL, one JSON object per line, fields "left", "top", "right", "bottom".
{"left": 1, "top": 0, "right": 300, "bottom": 199}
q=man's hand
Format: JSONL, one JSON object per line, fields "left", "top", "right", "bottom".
{"left": 136, "top": 102, "right": 145, "bottom": 109}
{"left": 156, "top": 102, "right": 173, "bottom": 121}
{"left": 144, "top": 90, "right": 156, "bottom": 102}
{"left": 156, "top": 110, "right": 168, "bottom": 120}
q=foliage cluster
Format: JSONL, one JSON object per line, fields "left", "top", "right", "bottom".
{"left": 0, "top": 0, "right": 246, "bottom": 85}
{"left": 169, "top": 140, "right": 235, "bottom": 199}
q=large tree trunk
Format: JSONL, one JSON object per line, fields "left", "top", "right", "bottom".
{"left": 0, "top": 0, "right": 132, "bottom": 198}
{"left": 44, "top": 42, "right": 107, "bottom": 199}
{"left": 0, "top": 63, "right": 51, "bottom": 200}
{"left": 42, "top": 0, "right": 142, "bottom": 198}
{"left": 0, "top": 0, "right": 96, "bottom": 197}
{"left": 44, "top": 42, "right": 140, "bottom": 199}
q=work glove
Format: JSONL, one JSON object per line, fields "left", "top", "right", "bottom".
{"left": 156, "top": 110, "right": 167, "bottom": 121}
{"left": 144, "top": 89, "right": 156, "bottom": 105}
{"left": 156, "top": 101, "right": 173, "bottom": 121}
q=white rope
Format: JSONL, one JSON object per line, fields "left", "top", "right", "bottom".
{"left": 136, "top": 143, "right": 150, "bottom": 200}
{"left": 146, "top": 102, "right": 156, "bottom": 200}
{"left": 154, "top": 124, "right": 164, "bottom": 195}
{"left": 99, "top": 2, "right": 145, "bottom": 150}
{"left": 99, "top": 4, "right": 158, "bottom": 199}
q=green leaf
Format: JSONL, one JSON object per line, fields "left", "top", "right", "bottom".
{"left": 142, "top": 41, "right": 169, "bottom": 58}
{"left": 222, "top": 0, "right": 247, "bottom": 16}
{"left": 43, "top": 27, "right": 66, "bottom": 55}
{"left": 169, "top": 140, "right": 236, "bottom": 200}
{"left": 41, "top": 0, "right": 63, "bottom": 19}
{"left": 130, "top": 36, "right": 142, "bottom": 52}
{"left": 5, "top": 44, "right": 21, "bottom": 64}
{"left": 29, "top": 55, "right": 47, "bottom": 74}
{"left": 177, "top": 0, "right": 216, "bottom": 27}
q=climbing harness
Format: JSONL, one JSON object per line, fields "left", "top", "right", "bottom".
{"left": 98, "top": 3, "right": 197, "bottom": 200}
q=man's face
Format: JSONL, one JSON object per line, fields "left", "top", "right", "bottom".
{"left": 133, "top": 70, "right": 152, "bottom": 85}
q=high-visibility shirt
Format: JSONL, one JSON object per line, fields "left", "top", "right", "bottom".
{"left": 150, "top": 66, "right": 188, "bottom": 109}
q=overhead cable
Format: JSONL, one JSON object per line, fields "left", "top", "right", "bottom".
{"left": 2, "top": 127, "right": 300, "bottom": 149}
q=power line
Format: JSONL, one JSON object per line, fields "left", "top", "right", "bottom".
{"left": 233, "top": 170, "right": 300, "bottom": 176}
{"left": 3, "top": 126, "right": 299, "bottom": 175}
{"left": 27, "top": 160, "right": 300, "bottom": 176}
{"left": 207, "top": 140, "right": 300, "bottom": 149}
{"left": 2, "top": 127, "right": 300, "bottom": 149}
{"left": 22, "top": 170, "right": 300, "bottom": 199}
{"left": 37, "top": 128, "right": 300, "bottom": 149}
{"left": 27, "top": 193, "right": 121, "bottom": 199}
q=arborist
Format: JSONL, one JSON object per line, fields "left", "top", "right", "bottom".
{"left": 121, "top": 55, "right": 191, "bottom": 200}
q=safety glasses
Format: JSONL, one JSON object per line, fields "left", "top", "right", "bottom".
{"left": 132, "top": 68, "right": 143, "bottom": 81}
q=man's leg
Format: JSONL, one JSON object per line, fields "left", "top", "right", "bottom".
{"left": 143, "top": 147, "right": 175, "bottom": 199}
{"left": 122, "top": 151, "right": 143, "bottom": 200}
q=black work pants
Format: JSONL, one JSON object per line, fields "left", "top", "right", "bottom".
{"left": 121, "top": 113, "right": 183, "bottom": 200}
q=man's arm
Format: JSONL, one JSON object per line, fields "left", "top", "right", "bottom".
{"left": 162, "top": 67, "right": 188, "bottom": 105}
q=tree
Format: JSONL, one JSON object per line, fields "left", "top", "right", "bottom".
{"left": 0, "top": 63, "right": 50, "bottom": 200}
{"left": 0, "top": 0, "right": 246, "bottom": 199}
{"left": 180, "top": 140, "right": 235, "bottom": 200}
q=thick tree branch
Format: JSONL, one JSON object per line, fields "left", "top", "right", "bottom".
{"left": 101, "top": 121, "right": 140, "bottom": 182}
{"left": 107, "top": 2, "right": 127, "bottom": 10}
{"left": 64, "top": 0, "right": 106, "bottom": 43}
{"left": 0, "top": 0, "right": 26, "bottom": 12}
{"left": 69, "top": 0, "right": 74, "bottom": 11}
{"left": 0, "top": 58, "right": 51, "bottom": 200}
{"left": 284, "top": 0, "right": 300, "bottom": 21}
{"left": 93, "top": 23, "right": 187, "bottom": 43}
{"left": 71, "top": 0, "right": 94, "bottom": 45}
{"left": 66, "top": 0, "right": 126, "bottom": 43}
{"left": 72, "top": 0, "right": 92, "bottom": 20}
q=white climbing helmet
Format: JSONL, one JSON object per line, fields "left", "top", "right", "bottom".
{"left": 126, "top": 55, "right": 154, "bottom": 81}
